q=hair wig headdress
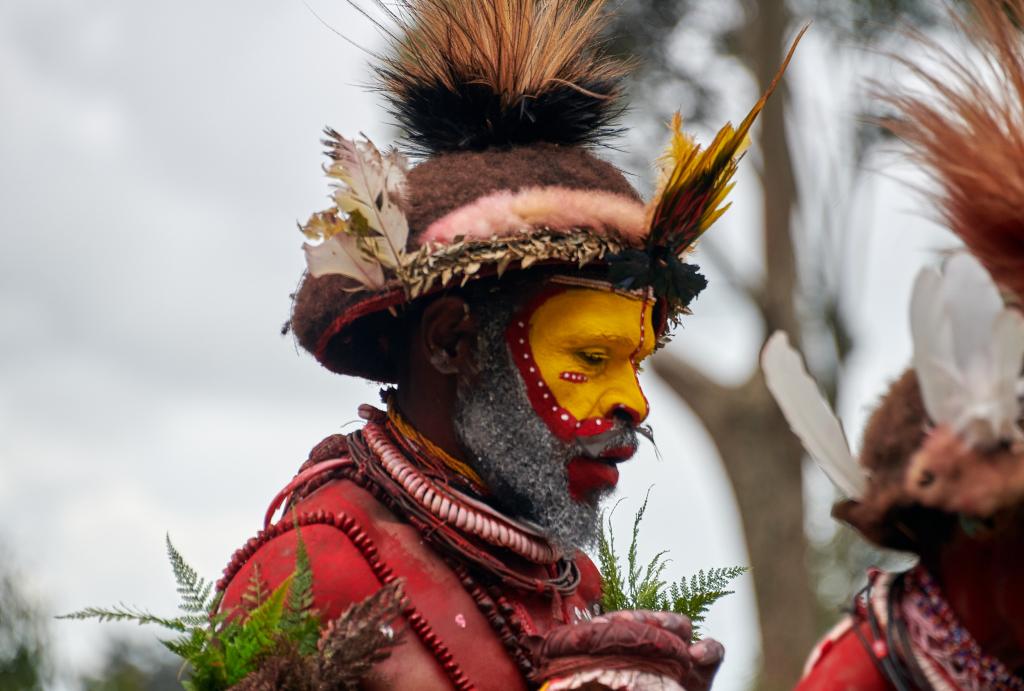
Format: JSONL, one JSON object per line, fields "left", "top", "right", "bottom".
{"left": 763, "top": 0, "right": 1024, "bottom": 552}
{"left": 291, "top": 0, "right": 802, "bottom": 381}
{"left": 882, "top": 0, "right": 1024, "bottom": 302}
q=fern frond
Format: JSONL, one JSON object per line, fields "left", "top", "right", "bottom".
{"left": 284, "top": 528, "right": 315, "bottom": 621}
{"left": 162, "top": 627, "right": 211, "bottom": 661}
{"left": 221, "top": 576, "right": 292, "bottom": 685}
{"left": 242, "top": 576, "right": 291, "bottom": 646}
{"left": 242, "top": 563, "right": 269, "bottom": 611}
{"left": 625, "top": 489, "right": 651, "bottom": 601}
{"left": 282, "top": 529, "right": 320, "bottom": 655}
{"left": 596, "top": 492, "right": 748, "bottom": 639}
{"left": 167, "top": 534, "right": 214, "bottom": 614}
{"left": 597, "top": 501, "right": 627, "bottom": 613}
{"left": 632, "top": 550, "right": 670, "bottom": 611}
{"left": 62, "top": 535, "right": 329, "bottom": 690}
{"left": 57, "top": 604, "right": 188, "bottom": 632}
{"left": 669, "top": 566, "right": 749, "bottom": 636}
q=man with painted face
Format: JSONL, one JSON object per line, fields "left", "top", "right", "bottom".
{"left": 216, "top": 2, "right": 798, "bottom": 688}
{"left": 452, "top": 282, "right": 658, "bottom": 550}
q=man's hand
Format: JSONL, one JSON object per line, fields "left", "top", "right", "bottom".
{"left": 533, "top": 610, "right": 724, "bottom": 691}
{"left": 684, "top": 638, "right": 725, "bottom": 691}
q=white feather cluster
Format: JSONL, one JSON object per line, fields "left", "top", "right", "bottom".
{"left": 910, "top": 254, "right": 1024, "bottom": 449}
{"left": 761, "top": 253, "right": 1024, "bottom": 499}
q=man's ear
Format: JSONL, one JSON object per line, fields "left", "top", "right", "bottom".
{"left": 420, "top": 296, "right": 477, "bottom": 375}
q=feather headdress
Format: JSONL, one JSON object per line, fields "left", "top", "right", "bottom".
{"left": 881, "top": 0, "right": 1024, "bottom": 301}
{"left": 290, "top": 0, "right": 804, "bottom": 380}
{"left": 370, "top": 0, "right": 627, "bottom": 154}
{"left": 762, "top": 254, "right": 1024, "bottom": 501}
{"left": 910, "top": 253, "right": 1024, "bottom": 450}
{"left": 608, "top": 26, "right": 807, "bottom": 312}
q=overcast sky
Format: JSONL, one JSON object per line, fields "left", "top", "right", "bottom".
{"left": 0, "top": 2, "right": 958, "bottom": 690}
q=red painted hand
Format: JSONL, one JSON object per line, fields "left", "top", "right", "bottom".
{"left": 534, "top": 610, "right": 724, "bottom": 690}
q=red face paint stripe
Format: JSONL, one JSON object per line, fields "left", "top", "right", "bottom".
{"left": 505, "top": 288, "right": 617, "bottom": 442}
{"left": 628, "top": 295, "right": 652, "bottom": 421}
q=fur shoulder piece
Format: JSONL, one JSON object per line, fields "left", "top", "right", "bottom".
{"left": 882, "top": 0, "right": 1024, "bottom": 302}
{"left": 370, "top": 0, "right": 628, "bottom": 154}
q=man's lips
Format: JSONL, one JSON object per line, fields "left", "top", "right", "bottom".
{"left": 566, "top": 444, "right": 638, "bottom": 501}
{"left": 598, "top": 445, "right": 638, "bottom": 463}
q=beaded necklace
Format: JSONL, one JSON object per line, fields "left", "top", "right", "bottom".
{"left": 385, "top": 399, "right": 488, "bottom": 494}
{"left": 901, "top": 566, "right": 1024, "bottom": 691}
{"left": 353, "top": 419, "right": 572, "bottom": 577}
{"left": 254, "top": 406, "right": 583, "bottom": 685}
{"left": 856, "top": 566, "right": 1024, "bottom": 691}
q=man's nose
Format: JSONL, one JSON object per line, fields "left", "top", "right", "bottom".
{"left": 597, "top": 385, "right": 649, "bottom": 424}
{"left": 610, "top": 404, "right": 644, "bottom": 427}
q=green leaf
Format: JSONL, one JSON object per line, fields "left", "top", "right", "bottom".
{"left": 281, "top": 527, "right": 320, "bottom": 655}
{"left": 167, "top": 534, "right": 215, "bottom": 615}
{"left": 597, "top": 500, "right": 628, "bottom": 613}
{"left": 667, "top": 566, "right": 749, "bottom": 637}
{"left": 221, "top": 575, "right": 291, "bottom": 684}
{"left": 57, "top": 605, "right": 188, "bottom": 632}
{"left": 241, "top": 564, "right": 269, "bottom": 611}
{"left": 596, "top": 492, "right": 748, "bottom": 640}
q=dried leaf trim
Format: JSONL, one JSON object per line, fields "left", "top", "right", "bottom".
{"left": 401, "top": 230, "right": 624, "bottom": 299}
{"left": 298, "top": 131, "right": 629, "bottom": 298}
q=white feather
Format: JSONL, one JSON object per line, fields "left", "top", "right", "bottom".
{"left": 303, "top": 233, "right": 386, "bottom": 288}
{"left": 761, "top": 331, "right": 866, "bottom": 499}
{"left": 910, "top": 266, "right": 963, "bottom": 427}
{"left": 910, "top": 253, "right": 1024, "bottom": 449}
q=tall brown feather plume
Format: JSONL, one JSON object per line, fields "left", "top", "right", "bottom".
{"left": 368, "top": 0, "right": 629, "bottom": 153}
{"left": 881, "top": 0, "right": 1024, "bottom": 301}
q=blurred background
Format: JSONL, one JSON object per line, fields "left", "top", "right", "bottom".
{"left": 0, "top": 1, "right": 965, "bottom": 689}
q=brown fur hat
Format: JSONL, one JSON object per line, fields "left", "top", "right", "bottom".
{"left": 833, "top": 370, "right": 958, "bottom": 554}
{"left": 289, "top": 0, "right": 645, "bottom": 381}
{"left": 289, "top": 1, "right": 794, "bottom": 380}
{"left": 290, "top": 144, "right": 642, "bottom": 381}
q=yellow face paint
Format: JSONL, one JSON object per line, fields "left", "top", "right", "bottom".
{"left": 525, "top": 288, "right": 654, "bottom": 426}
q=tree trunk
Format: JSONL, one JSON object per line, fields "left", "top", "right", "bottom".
{"left": 655, "top": 362, "right": 817, "bottom": 690}
{"left": 655, "top": 1, "right": 821, "bottom": 688}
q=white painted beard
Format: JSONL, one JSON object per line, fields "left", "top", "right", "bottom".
{"left": 452, "top": 303, "right": 608, "bottom": 553}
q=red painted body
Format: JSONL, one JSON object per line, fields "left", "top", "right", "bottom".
{"left": 219, "top": 474, "right": 603, "bottom": 690}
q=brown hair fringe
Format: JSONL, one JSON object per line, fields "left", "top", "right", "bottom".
{"left": 366, "top": 0, "right": 629, "bottom": 153}
{"left": 881, "top": 0, "right": 1024, "bottom": 302}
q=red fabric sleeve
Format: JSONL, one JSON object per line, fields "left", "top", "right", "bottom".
{"left": 796, "top": 618, "right": 893, "bottom": 691}
{"left": 220, "top": 522, "right": 381, "bottom": 624}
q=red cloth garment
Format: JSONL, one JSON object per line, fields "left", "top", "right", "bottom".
{"left": 217, "top": 421, "right": 604, "bottom": 690}
{"left": 798, "top": 567, "right": 1024, "bottom": 691}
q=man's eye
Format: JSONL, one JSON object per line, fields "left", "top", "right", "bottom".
{"left": 577, "top": 351, "right": 608, "bottom": 366}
